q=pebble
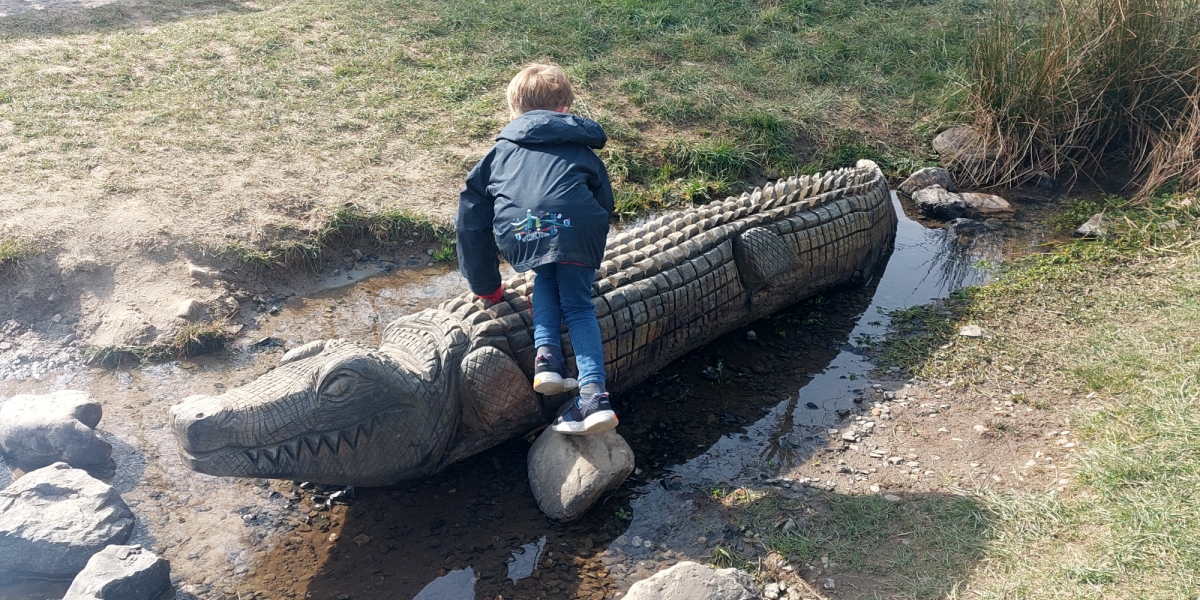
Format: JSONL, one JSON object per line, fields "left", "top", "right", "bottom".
{"left": 823, "top": 578, "right": 836, "bottom": 590}
{"left": 745, "top": 330, "right": 758, "bottom": 342}
{"left": 959, "top": 325, "right": 984, "bottom": 337}
{"left": 883, "top": 494, "right": 901, "bottom": 502}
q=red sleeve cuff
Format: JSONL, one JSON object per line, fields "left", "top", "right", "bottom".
{"left": 479, "top": 287, "right": 504, "bottom": 304}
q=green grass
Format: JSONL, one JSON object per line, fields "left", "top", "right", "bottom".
{"left": 219, "top": 205, "right": 451, "bottom": 270}
{"left": 876, "top": 191, "right": 1200, "bottom": 597}
{"left": 0, "top": 0, "right": 980, "bottom": 235}
{"left": 0, "top": 238, "right": 29, "bottom": 274}
{"left": 721, "top": 487, "right": 993, "bottom": 598}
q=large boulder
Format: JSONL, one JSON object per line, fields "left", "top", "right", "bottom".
{"left": 63, "top": 545, "right": 172, "bottom": 600}
{"left": 898, "top": 167, "right": 956, "bottom": 196}
{"left": 912, "top": 185, "right": 967, "bottom": 219}
{"left": 624, "top": 561, "right": 758, "bottom": 600}
{"left": 0, "top": 390, "right": 111, "bottom": 469}
{"left": 933, "top": 125, "right": 1000, "bottom": 165}
{"left": 0, "top": 463, "right": 135, "bottom": 579}
{"left": 960, "top": 192, "right": 1014, "bottom": 216}
{"left": 527, "top": 429, "right": 634, "bottom": 523}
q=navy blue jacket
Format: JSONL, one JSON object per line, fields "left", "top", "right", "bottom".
{"left": 456, "top": 110, "right": 614, "bottom": 296}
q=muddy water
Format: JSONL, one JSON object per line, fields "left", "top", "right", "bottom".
{"left": 0, "top": 194, "right": 1048, "bottom": 600}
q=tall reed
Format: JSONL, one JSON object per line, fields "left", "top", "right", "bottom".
{"left": 963, "top": 0, "right": 1200, "bottom": 196}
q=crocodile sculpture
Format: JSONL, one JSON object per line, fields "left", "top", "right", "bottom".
{"left": 170, "top": 160, "right": 898, "bottom": 486}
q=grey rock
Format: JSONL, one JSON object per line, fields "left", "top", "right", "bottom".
{"left": 174, "top": 299, "right": 207, "bottom": 322}
{"left": 959, "top": 325, "right": 984, "bottom": 337}
{"left": 0, "top": 463, "right": 135, "bottom": 579}
{"left": 624, "top": 561, "right": 758, "bottom": 600}
{"left": 527, "top": 428, "right": 634, "bottom": 523}
{"left": 912, "top": 185, "right": 967, "bottom": 219}
{"left": 63, "top": 545, "right": 171, "bottom": 600}
{"left": 933, "top": 125, "right": 999, "bottom": 164}
{"left": 0, "top": 390, "right": 111, "bottom": 469}
{"left": 898, "top": 167, "right": 956, "bottom": 196}
{"left": 1074, "top": 213, "right": 1105, "bottom": 239}
{"left": 960, "top": 192, "right": 1014, "bottom": 217}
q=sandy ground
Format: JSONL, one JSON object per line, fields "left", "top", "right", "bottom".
{"left": 0, "top": 0, "right": 117, "bottom": 17}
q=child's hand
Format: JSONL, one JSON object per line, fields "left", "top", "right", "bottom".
{"left": 478, "top": 286, "right": 504, "bottom": 304}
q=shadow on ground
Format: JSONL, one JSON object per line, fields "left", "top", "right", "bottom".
{"left": 0, "top": 0, "right": 254, "bottom": 39}
{"left": 233, "top": 270, "right": 995, "bottom": 600}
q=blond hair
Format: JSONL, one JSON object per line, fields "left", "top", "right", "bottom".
{"left": 506, "top": 63, "right": 575, "bottom": 119}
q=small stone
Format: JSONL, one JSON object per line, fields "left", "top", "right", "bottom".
{"left": 1074, "top": 213, "right": 1106, "bottom": 239}
{"left": 823, "top": 578, "right": 836, "bottom": 590}
{"left": 353, "top": 534, "right": 371, "bottom": 546}
{"left": 959, "top": 325, "right": 984, "bottom": 337}
{"left": 745, "top": 330, "right": 758, "bottom": 342}
{"left": 973, "top": 424, "right": 988, "bottom": 433}
{"left": 883, "top": 495, "right": 901, "bottom": 503}
{"left": 623, "top": 561, "right": 757, "bottom": 600}
{"left": 869, "top": 484, "right": 880, "bottom": 493}
{"left": 764, "top": 582, "right": 781, "bottom": 600}
{"left": 174, "top": 299, "right": 207, "bottom": 321}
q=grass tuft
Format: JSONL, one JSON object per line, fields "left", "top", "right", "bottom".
{"left": 0, "top": 238, "right": 30, "bottom": 275}
{"left": 223, "top": 206, "right": 451, "bottom": 270}
{"left": 962, "top": 0, "right": 1200, "bottom": 195}
{"left": 83, "top": 321, "right": 233, "bottom": 367}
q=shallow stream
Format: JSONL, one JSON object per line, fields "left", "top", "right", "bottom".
{"left": 0, "top": 193, "right": 1053, "bottom": 600}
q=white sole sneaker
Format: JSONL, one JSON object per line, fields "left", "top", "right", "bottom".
{"left": 552, "top": 410, "right": 619, "bottom": 435}
{"left": 533, "top": 372, "right": 578, "bottom": 395}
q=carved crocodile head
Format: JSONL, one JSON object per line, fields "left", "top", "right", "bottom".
{"left": 169, "top": 335, "right": 459, "bottom": 486}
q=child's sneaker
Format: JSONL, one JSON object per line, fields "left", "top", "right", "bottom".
{"left": 550, "top": 392, "right": 618, "bottom": 435}
{"left": 533, "top": 354, "right": 578, "bottom": 395}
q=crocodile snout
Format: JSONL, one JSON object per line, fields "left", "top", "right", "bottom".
{"left": 170, "top": 395, "right": 236, "bottom": 454}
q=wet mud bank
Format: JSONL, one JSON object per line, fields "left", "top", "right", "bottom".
{"left": 0, "top": 193, "right": 1052, "bottom": 600}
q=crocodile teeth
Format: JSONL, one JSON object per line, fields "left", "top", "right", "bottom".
{"left": 280, "top": 439, "right": 301, "bottom": 461}
{"left": 339, "top": 428, "right": 358, "bottom": 451}
{"left": 302, "top": 435, "right": 322, "bottom": 458}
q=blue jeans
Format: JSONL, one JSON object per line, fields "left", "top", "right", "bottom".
{"left": 531, "top": 263, "right": 606, "bottom": 388}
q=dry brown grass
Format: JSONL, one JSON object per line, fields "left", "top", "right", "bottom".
{"left": 962, "top": 0, "right": 1200, "bottom": 197}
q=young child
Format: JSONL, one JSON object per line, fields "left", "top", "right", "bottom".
{"left": 456, "top": 63, "right": 617, "bottom": 436}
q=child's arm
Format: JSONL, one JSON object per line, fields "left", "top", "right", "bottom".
{"left": 456, "top": 157, "right": 503, "bottom": 302}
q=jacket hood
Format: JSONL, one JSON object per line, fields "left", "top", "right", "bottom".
{"left": 496, "top": 110, "right": 607, "bottom": 149}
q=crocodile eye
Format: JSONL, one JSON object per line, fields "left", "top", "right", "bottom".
{"left": 320, "top": 373, "right": 356, "bottom": 401}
